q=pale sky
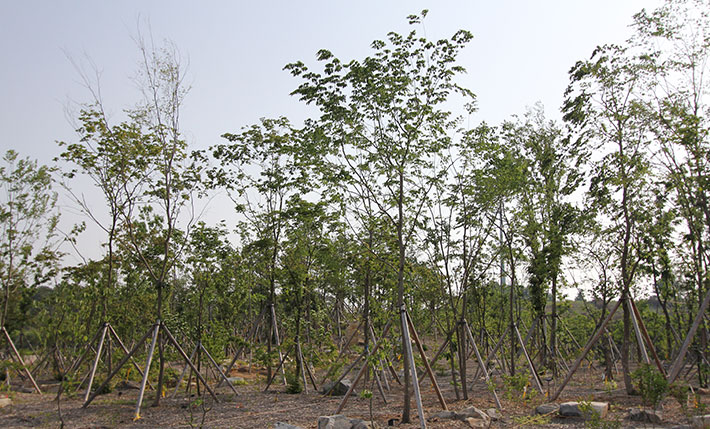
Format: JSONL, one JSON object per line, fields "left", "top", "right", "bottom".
{"left": 0, "top": 0, "right": 661, "bottom": 264}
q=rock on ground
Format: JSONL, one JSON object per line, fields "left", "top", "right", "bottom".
{"left": 486, "top": 408, "right": 501, "bottom": 421}
{"left": 559, "top": 401, "right": 608, "bottom": 419}
{"left": 535, "top": 403, "right": 559, "bottom": 415}
{"left": 692, "top": 414, "right": 710, "bottom": 428}
{"left": 317, "top": 414, "right": 372, "bottom": 429}
{"left": 428, "top": 406, "right": 490, "bottom": 426}
{"left": 0, "top": 397, "right": 11, "bottom": 408}
{"left": 627, "top": 408, "right": 662, "bottom": 424}
{"left": 274, "top": 423, "right": 302, "bottom": 429}
{"left": 320, "top": 379, "right": 352, "bottom": 396}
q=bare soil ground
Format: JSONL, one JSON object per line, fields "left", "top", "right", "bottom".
{"left": 0, "top": 364, "right": 707, "bottom": 428}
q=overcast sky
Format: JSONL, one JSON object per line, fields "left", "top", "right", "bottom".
{"left": 0, "top": 1, "right": 661, "bottom": 265}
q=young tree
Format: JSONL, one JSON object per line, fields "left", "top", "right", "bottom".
{"left": 286, "top": 10, "right": 475, "bottom": 421}
{"left": 633, "top": 0, "right": 710, "bottom": 385}
{"left": 65, "top": 38, "right": 202, "bottom": 408}
{"left": 0, "top": 150, "right": 61, "bottom": 330}
{"left": 504, "top": 107, "right": 586, "bottom": 373}
{"left": 564, "top": 44, "right": 653, "bottom": 393}
{"left": 211, "top": 117, "right": 311, "bottom": 385}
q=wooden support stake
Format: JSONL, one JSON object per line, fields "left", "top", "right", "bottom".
{"left": 335, "top": 322, "right": 391, "bottom": 414}
{"left": 107, "top": 324, "right": 154, "bottom": 390}
{"left": 369, "top": 324, "right": 401, "bottom": 385}
{"left": 162, "top": 325, "right": 219, "bottom": 402}
{"left": 474, "top": 325, "right": 510, "bottom": 380}
{"left": 463, "top": 320, "right": 502, "bottom": 410}
{"left": 669, "top": 286, "right": 710, "bottom": 383}
{"left": 134, "top": 323, "right": 159, "bottom": 420}
{"left": 219, "top": 305, "right": 266, "bottom": 387}
{"left": 264, "top": 346, "right": 293, "bottom": 391}
{"left": 1, "top": 327, "right": 41, "bottom": 394}
{"left": 319, "top": 319, "right": 364, "bottom": 387}
{"left": 83, "top": 323, "right": 108, "bottom": 403}
{"left": 406, "top": 310, "right": 447, "bottom": 410}
{"left": 270, "top": 304, "right": 287, "bottom": 386}
{"left": 373, "top": 366, "right": 387, "bottom": 404}
{"left": 630, "top": 298, "right": 666, "bottom": 376}
{"left": 401, "top": 307, "right": 426, "bottom": 429}
{"left": 418, "top": 327, "right": 453, "bottom": 386}
{"left": 171, "top": 344, "right": 198, "bottom": 399}
{"left": 629, "top": 299, "right": 650, "bottom": 365}
{"left": 201, "top": 342, "right": 238, "bottom": 395}
{"left": 514, "top": 324, "right": 544, "bottom": 393}
{"left": 83, "top": 325, "right": 153, "bottom": 408}
{"left": 551, "top": 299, "right": 622, "bottom": 401}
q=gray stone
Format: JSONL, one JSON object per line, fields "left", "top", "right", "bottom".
{"left": 0, "top": 397, "right": 10, "bottom": 408}
{"left": 692, "top": 415, "right": 710, "bottom": 429}
{"left": 429, "top": 410, "right": 456, "bottom": 420}
{"left": 320, "top": 379, "right": 352, "bottom": 396}
{"left": 465, "top": 417, "right": 490, "bottom": 428}
{"left": 535, "top": 403, "right": 559, "bottom": 415}
{"left": 317, "top": 414, "right": 351, "bottom": 429}
{"left": 350, "top": 420, "right": 373, "bottom": 429}
{"left": 274, "top": 423, "right": 302, "bottom": 429}
{"left": 559, "top": 401, "right": 608, "bottom": 419}
{"left": 559, "top": 402, "right": 583, "bottom": 417}
{"left": 457, "top": 406, "right": 490, "bottom": 422}
{"left": 486, "top": 408, "right": 501, "bottom": 421}
{"left": 627, "top": 408, "right": 662, "bottom": 423}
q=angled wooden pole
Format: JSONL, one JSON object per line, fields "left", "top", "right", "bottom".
{"left": 335, "top": 321, "right": 391, "bottom": 414}
{"left": 200, "top": 342, "right": 238, "bottom": 395}
{"left": 629, "top": 298, "right": 665, "bottom": 375}
{"left": 418, "top": 332, "right": 451, "bottom": 387}
{"left": 550, "top": 299, "right": 622, "bottom": 401}
{"left": 474, "top": 324, "right": 510, "bottom": 380}
{"left": 373, "top": 364, "right": 387, "bottom": 404}
{"left": 83, "top": 325, "right": 153, "bottom": 408}
{"left": 107, "top": 324, "right": 154, "bottom": 390}
{"left": 406, "top": 310, "right": 447, "bottom": 410}
{"left": 134, "top": 323, "right": 160, "bottom": 420}
{"left": 264, "top": 345, "right": 293, "bottom": 392}
{"left": 514, "top": 323, "right": 543, "bottom": 393}
{"left": 161, "top": 325, "right": 218, "bottom": 402}
{"left": 324, "top": 352, "right": 364, "bottom": 395}
{"left": 66, "top": 325, "right": 104, "bottom": 376}
{"left": 401, "top": 306, "right": 426, "bottom": 429}
{"left": 668, "top": 284, "right": 710, "bottom": 383}
{"left": 1, "top": 327, "right": 41, "bottom": 394}
{"left": 369, "top": 323, "right": 401, "bottom": 385}
{"left": 219, "top": 304, "right": 267, "bottom": 387}
{"left": 83, "top": 323, "right": 108, "bottom": 403}
{"left": 463, "top": 320, "right": 502, "bottom": 410}
{"left": 629, "top": 299, "right": 650, "bottom": 365}
{"left": 171, "top": 344, "right": 198, "bottom": 399}
{"left": 270, "top": 303, "right": 287, "bottom": 386}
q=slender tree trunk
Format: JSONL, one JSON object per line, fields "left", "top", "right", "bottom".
{"left": 397, "top": 170, "right": 411, "bottom": 424}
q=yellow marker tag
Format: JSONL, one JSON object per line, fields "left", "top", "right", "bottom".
{"left": 133, "top": 413, "right": 141, "bottom": 421}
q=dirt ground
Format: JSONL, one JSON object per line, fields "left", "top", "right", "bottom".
{"left": 0, "top": 364, "right": 707, "bottom": 428}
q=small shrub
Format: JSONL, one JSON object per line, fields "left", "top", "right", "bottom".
{"left": 669, "top": 381, "right": 690, "bottom": 414}
{"left": 285, "top": 370, "right": 302, "bottom": 394}
{"left": 502, "top": 370, "right": 529, "bottom": 400}
{"left": 512, "top": 414, "right": 551, "bottom": 426}
{"left": 631, "top": 364, "right": 668, "bottom": 408}
{"left": 579, "top": 401, "right": 621, "bottom": 429}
